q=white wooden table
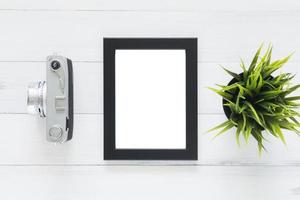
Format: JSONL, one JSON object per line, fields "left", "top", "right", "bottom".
{"left": 0, "top": 0, "right": 300, "bottom": 199}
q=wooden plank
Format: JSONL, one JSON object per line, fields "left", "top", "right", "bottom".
{"left": 0, "top": 114, "right": 300, "bottom": 165}
{"left": 0, "top": 166, "right": 299, "bottom": 200}
{"left": 0, "top": 11, "right": 299, "bottom": 62}
{"left": 1, "top": 0, "right": 299, "bottom": 11}
{"left": 0, "top": 61, "right": 298, "bottom": 114}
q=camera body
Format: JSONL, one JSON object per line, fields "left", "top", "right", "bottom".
{"left": 27, "top": 55, "right": 73, "bottom": 143}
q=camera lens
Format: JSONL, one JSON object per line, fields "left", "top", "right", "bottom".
{"left": 27, "top": 81, "right": 47, "bottom": 117}
{"left": 51, "top": 60, "right": 61, "bottom": 70}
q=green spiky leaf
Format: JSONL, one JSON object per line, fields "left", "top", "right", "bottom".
{"left": 208, "top": 44, "right": 300, "bottom": 153}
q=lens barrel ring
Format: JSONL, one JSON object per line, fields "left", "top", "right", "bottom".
{"left": 27, "top": 81, "right": 47, "bottom": 117}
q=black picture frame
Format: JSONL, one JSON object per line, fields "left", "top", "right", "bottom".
{"left": 104, "top": 38, "right": 198, "bottom": 160}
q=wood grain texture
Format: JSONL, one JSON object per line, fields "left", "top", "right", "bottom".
{"left": 0, "top": 0, "right": 299, "bottom": 11}
{"left": 0, "top": 166, "right": 300, "bottom": 200}
{"left": 0, "top": 11, "right": 299, "bottom": 63}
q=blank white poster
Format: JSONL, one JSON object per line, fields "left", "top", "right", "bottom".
{"left": 115, "top": 50, "right": 186, "bottom": 149}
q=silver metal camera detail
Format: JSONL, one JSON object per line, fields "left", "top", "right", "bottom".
{"left": 27, "top": 55, "right": 74, "bottom": 143}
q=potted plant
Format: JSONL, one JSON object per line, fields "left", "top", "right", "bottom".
{"left": 208, "top": 45, "right": 300, "bottom": 153}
